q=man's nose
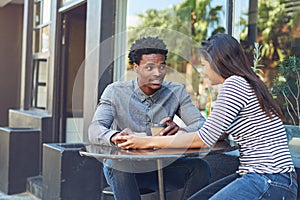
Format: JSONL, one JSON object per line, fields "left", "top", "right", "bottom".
{"left": 153, "top": 67, "right": 161, "bottom": 75}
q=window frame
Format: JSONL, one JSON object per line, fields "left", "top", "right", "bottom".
{"left": 30, "top": 0, "right": 51, "bottom": 110}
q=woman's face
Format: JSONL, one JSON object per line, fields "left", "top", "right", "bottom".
{"left": 200, "top": 55, "right": 224, "bottom": 85}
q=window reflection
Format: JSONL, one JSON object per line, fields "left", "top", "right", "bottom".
{"left": 125, "top": 0, "right": 227, "bottom": 111}
{"left": 61, "top": 0, "right": 75, "bottom": 6}
{"left": 34, "top": 1, "right": 40, "bottom": 26}
{"left": 42, "top": 0, "right": 51, "bottom": 23}
{"left": 41, "top": 26, "right": 49, "bottom": 52}
{"left": 117, "top": 0, "right": 300, "bottom": 116}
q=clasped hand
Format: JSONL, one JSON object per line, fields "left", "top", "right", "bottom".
{"left": 111, "top": 128, "right": 150, "bottom": 149}
{"left": 110, "top": 117, "right": 180, "bottom": 149}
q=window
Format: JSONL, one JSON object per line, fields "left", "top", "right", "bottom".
{"left": 115, "top": 0, "right": 227, "bottom": 113}
{"left": 31, "top": 59, "right": 48, "bottom": 109}
{"left": 31, "top": 0, "right": 51, "bottom": 109}
{"left": 33, "top": 0, "right": 50, "bottom": 53}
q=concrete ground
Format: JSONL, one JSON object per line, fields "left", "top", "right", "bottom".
{"left": 0, "top": 191, "right": 40, "bottom": 200}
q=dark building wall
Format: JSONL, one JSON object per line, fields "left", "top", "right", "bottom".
{"left": 0, "top": 4, "right": 23, "bottom": 126}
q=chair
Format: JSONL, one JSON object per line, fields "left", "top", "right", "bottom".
{"left": 102, "top": 186, "right": 183, "bottom": 200}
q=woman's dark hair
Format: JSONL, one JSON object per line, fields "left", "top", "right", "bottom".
{"left": 128, "top": 36, "right": 168, "bottom": 65}
{"left": 200, "top": 33, "right": 283, "bottom": 119}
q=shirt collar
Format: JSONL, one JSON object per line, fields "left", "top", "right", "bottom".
{"left": 133, "top": 79, "right": 164, "bottom": 103}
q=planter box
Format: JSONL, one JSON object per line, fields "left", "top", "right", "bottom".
{"left": 285, "top": 125, "right": 300, "bottom": 198}
{"left": 42, "top": 143, "right": 106, "bottom": 200}
{"left": 285, "top": 125, "right": 300, "bottom": 168}
{"left": 0, "top": 127, "right": 40, "bottom": 194}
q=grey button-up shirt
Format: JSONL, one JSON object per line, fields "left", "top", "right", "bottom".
{"left": 89, "top": 79, "right": 205, "bottom": 145}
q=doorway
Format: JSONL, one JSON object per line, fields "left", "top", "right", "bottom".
{"left": 59, "top": 3, "right": 86, "bottom": 142}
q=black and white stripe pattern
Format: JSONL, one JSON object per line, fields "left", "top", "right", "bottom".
{"left": 198, "top": 75, "right": 294, "bottom": 174}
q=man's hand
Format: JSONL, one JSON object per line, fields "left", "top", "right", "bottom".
{"left": 159, "top": 117, "right": 179, "bottom": 136}
{"left": 176, "top": 130, "right": 188, "bottom": 135}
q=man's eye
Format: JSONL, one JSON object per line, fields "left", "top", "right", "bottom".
{"left": 159, "top": 65, "right": 166, "bottom": 70}
{"left": 146, "top": 66, "right": 153, "bottom": 71}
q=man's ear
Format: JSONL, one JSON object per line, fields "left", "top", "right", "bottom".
{"left": 133, "top": 63, "right": 138, "bottom": 72}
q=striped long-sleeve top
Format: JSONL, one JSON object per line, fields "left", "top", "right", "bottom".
{"left": 198, "top": 75, "right": 295, "bottom": 174}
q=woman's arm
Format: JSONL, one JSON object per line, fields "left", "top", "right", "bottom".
{"left": 115, "top": 131, "right": 208, "bottom": 149}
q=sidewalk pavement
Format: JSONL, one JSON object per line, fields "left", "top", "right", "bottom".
{"left": 0, "top": 191, "right": 40, "bottom": 200}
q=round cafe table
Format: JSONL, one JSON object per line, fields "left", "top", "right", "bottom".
{"left": 80, "top": 140, "right": 238, "bottom": 200}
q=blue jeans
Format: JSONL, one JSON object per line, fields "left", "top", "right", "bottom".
{"left": 188, "top": 172, "right": 298, "bottom": 200}
{"left": 104, "top": 157, "right": 210, "bottom": 200}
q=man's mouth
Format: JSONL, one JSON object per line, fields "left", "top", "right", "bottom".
{"left": 149, "top": 79, "right": 162, "bottom": 84}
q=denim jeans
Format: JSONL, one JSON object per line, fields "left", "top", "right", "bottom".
{"left": 103, "top": 157, "right": 211, "bottom": 200}
{"left": 188, "top": 172, "right": 298, "bottom": 200}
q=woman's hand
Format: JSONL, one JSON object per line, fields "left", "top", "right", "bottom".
{"left": 111, "top": 128, "right": 146, "bottom": 145}
{"left": 114, "top": 133, "right": 153, "bottom": 150}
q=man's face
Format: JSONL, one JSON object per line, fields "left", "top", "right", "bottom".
{"left": 134, "top": 54, "right": 167, "bottom": 95}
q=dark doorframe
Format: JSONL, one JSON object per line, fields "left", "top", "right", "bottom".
{"left": 57, "top": 3, "right": 86, "bottom": 142}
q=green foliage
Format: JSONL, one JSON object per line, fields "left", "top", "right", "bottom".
{"left": 127, "top": 0, "right": 226, "bottom": 79}
{"left": 272, "top": 56, "right": 300, "bottom": 126}
{"left": 251, "top": 42, "right": 264, "bottom": 75}
{"left": 258, "top": 0, "right": 294, "bottom": 63}
{"left": 239, "top": 0, "right": 295, "bottom": 69}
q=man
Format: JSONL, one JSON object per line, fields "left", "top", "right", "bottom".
{"left": 89, "top": 36, "right": 210, "bottom": 200}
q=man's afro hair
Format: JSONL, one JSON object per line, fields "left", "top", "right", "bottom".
{"left": 128, "top": 36, "right": 168, "bottom": 65}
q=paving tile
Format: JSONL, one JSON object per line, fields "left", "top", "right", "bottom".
{"left": 0, "top": 192, "right": 40, "bottom": 200}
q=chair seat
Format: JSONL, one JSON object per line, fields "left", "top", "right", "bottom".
{"left": 102, "top": 186, "right": 155, "bottom": 196}
{"left": 102, "top": 186, "right": 114, "bottom": 196}
{"left": 102, "top": 186, "right": 183, "bottom": 200}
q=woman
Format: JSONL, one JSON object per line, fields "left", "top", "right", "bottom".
{"left": 114, "top": 33, "right": 298, "bottom": 199}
